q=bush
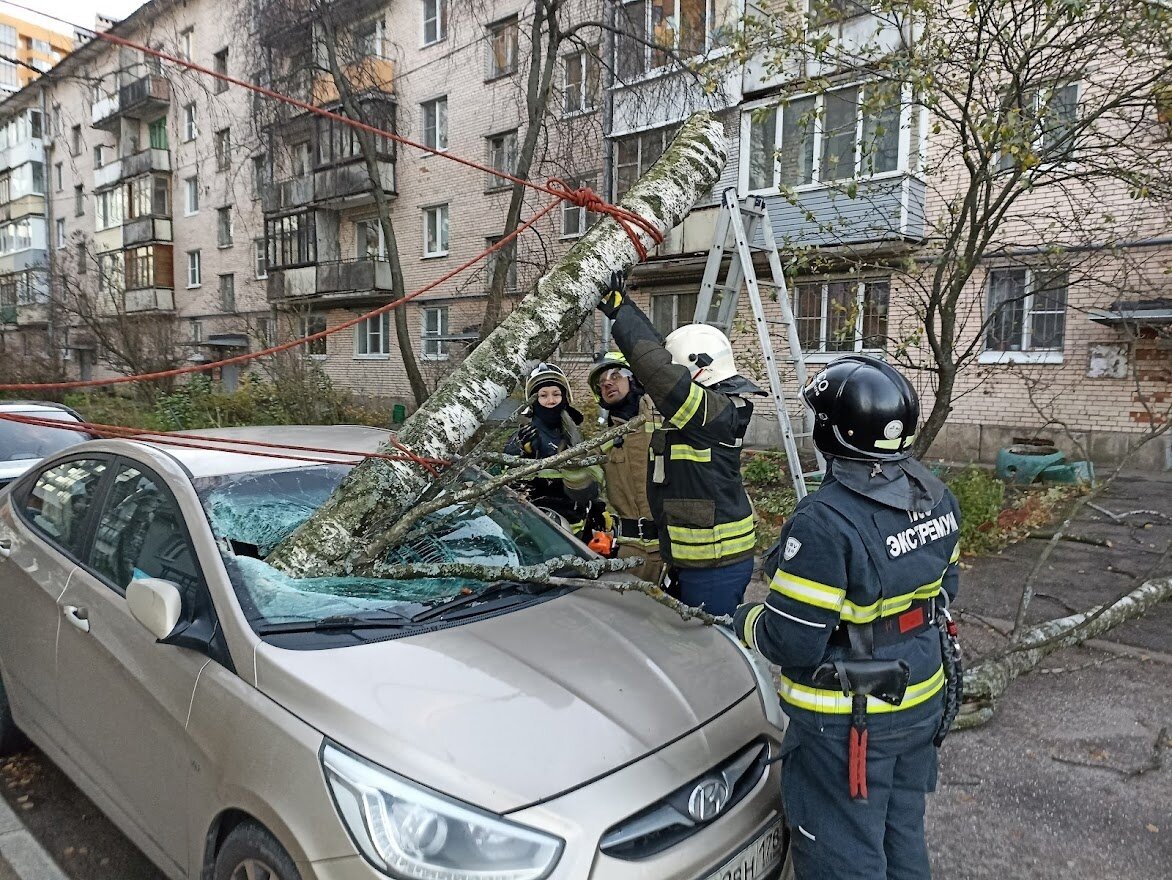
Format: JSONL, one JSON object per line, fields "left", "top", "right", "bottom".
{"left": 742, "top": 450, "right": 789, "bottom": 487}
{"left": 946, "top": 467, "right": 1006, "bottom": 552}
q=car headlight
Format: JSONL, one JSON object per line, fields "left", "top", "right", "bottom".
{"left": 322, "top": 742, "right": 563, "bottom": 880}
{"left": 714, "top": 626, "right": 788, "bottom": 733}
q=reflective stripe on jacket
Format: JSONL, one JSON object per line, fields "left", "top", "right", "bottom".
{"left": 610, "top": 301, "right": 756, "bottom": 569}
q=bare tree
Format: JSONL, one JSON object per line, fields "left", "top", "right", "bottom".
{"left": 736, "top": 0, "right": 1172, "bottom": 453}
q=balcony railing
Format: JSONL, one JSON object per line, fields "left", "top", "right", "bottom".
{"left": 267, "top": 258, "right": 393, "bottom": 304}
{"left": 92, "top": 74, "right": 171, "bottom": 130}
{"left": 123, "top": 217, "right": 173, "bottom": 247}
{"left": 262, "top": 159, "right": 395, "bottom": 212}
{"left": 97, "top": 287, "right": 175, "bottom": 316}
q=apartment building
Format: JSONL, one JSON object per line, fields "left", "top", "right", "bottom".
{"left": 0, "top": 11, "right": 73, "bottom": 92}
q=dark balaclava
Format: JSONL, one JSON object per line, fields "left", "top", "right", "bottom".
{"left": 531, "top": 380, "right": 568, "bottom": 427}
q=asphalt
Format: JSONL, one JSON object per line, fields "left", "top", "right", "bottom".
{"left": 1, "top": 471, "right": 1170, "bottom": 880}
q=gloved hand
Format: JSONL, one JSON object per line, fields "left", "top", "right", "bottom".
{"left": 731, "top": 603, "right": 763, "bottom": 648}
{"left": 516, "top": 424, "right": 538, "bottom": 457}
{"left": 598, "top": 269, "right": 627, "bottom": 319}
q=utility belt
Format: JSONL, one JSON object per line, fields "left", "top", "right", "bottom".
{"left": 616, "top": 517, "right": 658, "bottom": 541}
{"left": 826, "top": 598, "right": 934, "bottom": 649}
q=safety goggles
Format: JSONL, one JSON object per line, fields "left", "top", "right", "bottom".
{"left": 597, "top": 367, "right": 633, "bottom": 385}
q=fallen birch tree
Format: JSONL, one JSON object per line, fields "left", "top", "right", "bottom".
{"left": 267, "top": 112, "right": 727, "bottom": 578}
{"left": 956, "top": 576, "right": 1172, "bottom": 730}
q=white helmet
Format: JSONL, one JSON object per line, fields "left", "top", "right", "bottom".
{"left": 664, "top": 323, "right": 738, "bottom": 387}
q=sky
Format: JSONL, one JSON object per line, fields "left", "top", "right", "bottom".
{"left": 5, "top": 0, "right": 146, "bottom": 38}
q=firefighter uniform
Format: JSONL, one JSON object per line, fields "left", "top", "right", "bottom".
{"left": 607, "top": 296, "right": 758, "bottom": 614}
{"left": 737, "top": 469, "right": 960, "bottom": 879}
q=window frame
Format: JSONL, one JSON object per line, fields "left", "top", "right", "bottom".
{"left": 184, "top": 176, "right": 199, "bottom": 215}
{"left": 421, "top": 96, "right": 448, "bottom": 151}
{"left": 12, "top": 455, "right": 114, "bottom": 567}
{"left": 422, "top": 0, "right": 447, "bottom": 45}
{"left": 422, "top": 204, "right": 449, "bottom": 258}
{"left": 485, "top": 129, "right": 518, "bottom": 191}
{"left": 217, "top": 206, "right": 233, "bottom": 248}
{"left": 186, "top": 249, "right": 202, "bottom": 288}
{"left": 997, "top": 82, "right": 1080, "bottom": 172}
{"left": 560, "top": 173, "right": 599, "bottom": 238}
{"left": 649, "top": 290, "right": 700, "bottom": 336}
{"left": 980, "top": 267, "right": 1068, "bottom": 362}
{"left": 213, "top": 47, "right": 229, "bottom": 91}
{"left": 301, "top": 313, "right": 328, "bottom": 357}
{"left": 183, "top": 103, "right": 197, "bottom": 141}
{"left": 486, "top": 16, "right": 519, "bottom": 81}
{"left": 354, "top": 311, "right": 392, "bottom": 358}
{"left": 421, "top": 304, "right": 450, "bottom": 360}
{"left": 214, "top": 128, "right": 231, "bottom": 170}
{"left": 562, "top": 48, "right": 599, "bottom": 116}
{"left": 612, "top": 124, "right": 679, "bottom": 200}
{"left": 792, "top": 277, "right": 890, "bottom": 360}
{"left": 219, "top": 273, "right": 236, "bottom": 312}
{"left": 614, "top": 0, "right": 735, "bottom": 82}
{"left": 254, "top": 238, "right": 268, "bottom": 279}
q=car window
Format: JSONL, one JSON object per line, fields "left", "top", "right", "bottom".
{"left": 22, "top": 459, "right": 109, "bottom": 558}
{"left": 0, "top": 413, "right": 90, "bottom": 460}
{"left": 90, "top": 463, "right": 202, "bottom": 596}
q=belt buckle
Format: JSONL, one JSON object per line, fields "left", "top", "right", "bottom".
{"left": 637, "top": 518, "right": 652, "bottom": 540}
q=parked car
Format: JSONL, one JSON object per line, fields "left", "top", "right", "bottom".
{"left": 0, "top": 401, "right": 94, "bottom": 489}
{"left": 0, "top": 425, "right": 790, "bottom": 880}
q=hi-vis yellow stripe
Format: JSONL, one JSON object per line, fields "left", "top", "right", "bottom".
{"left": 741, "top": 604, "right": 765, "bottom": 648}
{"left": 666, "top": 515, "right": 756, "bottom": 561}
{"left": 840, "top": 575, "right": 944, "bottom": 624}
{"left": 950, "top": 543, "right": 961, "bottom": 564}
{"left": 670, "top": 444, "right": 711, "bottom": 462}
{"left": 874, "top": 433, "right": 916, "bottom": 450}
{"left": 770, "top": 570, "right": 846, "bottom": 612}
{"left": 777, "top": 665, "right": 945, "bottom": 714}
{"left": 670, "top": 384, "right": 704, "bottom": 428}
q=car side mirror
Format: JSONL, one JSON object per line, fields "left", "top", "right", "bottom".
{"left": 127, "top": 577, "right": 183, "bottom": 641}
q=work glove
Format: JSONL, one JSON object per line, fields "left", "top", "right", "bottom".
{"left": 516, "top": 424, "right": 538, "bottom": 457}
{"left": 598, "top": 269, "right": 627, "bottom": 319}
{"left": 731, "top": 603, "right": 763, "bottom": 648}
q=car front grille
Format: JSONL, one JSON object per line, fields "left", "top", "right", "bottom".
{"left": 599, "top": 739, "right": 770, "bottom": 860}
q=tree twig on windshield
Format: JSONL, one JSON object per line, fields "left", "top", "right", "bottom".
{"left": 367, "top": 553, "right": 641, "bottom": 583}
{"left": 550, "top": 575, "right": 734, "bottom": 627}
{"left": 362, "top": 416, "right": 646, "bottom": 562}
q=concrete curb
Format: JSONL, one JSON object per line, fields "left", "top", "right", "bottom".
{"left": 0, "top": 796, "right": 67, "bottom": 880}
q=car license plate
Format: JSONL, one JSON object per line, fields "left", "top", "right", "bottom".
{"left": 704, "top": 819, "right": 786, "bottom": 880}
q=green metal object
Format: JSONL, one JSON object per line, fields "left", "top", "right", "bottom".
{"left": 391, "top": 404, "right": 407, "bottom": 424}
{"left": 1039, "top": 460, "right": 1095, "bottom": 485}
{"left": 995, "top": 446, "right": 1067, "bottom": 484}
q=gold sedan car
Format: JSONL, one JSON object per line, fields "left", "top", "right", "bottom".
{"left": 0, "top": 426, "right": 789, "bottom": 880}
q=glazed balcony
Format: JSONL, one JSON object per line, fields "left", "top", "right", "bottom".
{"left": 92, "top": 74, "right": 172, "bottom": 131}
{"left": 266, "top": 257, "right": 393, "bottom": 305}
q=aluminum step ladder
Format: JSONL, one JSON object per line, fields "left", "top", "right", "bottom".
{"left": 693, "top": 188, "right": 824, "bottom": 498}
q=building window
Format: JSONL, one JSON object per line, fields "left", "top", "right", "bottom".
{"left": 251, "top": 154, "right": 268, "bottom": 197}
{"left": 219, "top": 274, "right": 236, "bottom": 312}
{"left": 650, "top": 291, "right": 699, "bottom": 336}
{"left": 561, "top": 174, "right": 599, "bottom": 237}
{"left": 124, "top": 245, "right": 164, "bottom": 290}
{"left": 95, "top": 188, "right": 124, "bottom": 230}
{"left": 257, "top": 316, "right": 275, "bottom": 347}
{"left": 265, "top": 210, "right": 317, "bottom": 269}
{"left": 191, "top": 320, "right": 203, "bottom": 342}
{"left": 254, "top": 239, "right": 268, "bottom": 278}
{"left": 563, "top": 49, "right": 599, "bottom": 115}
{"left": 187, "top": 250, "right": 202, "bottom": 287}
{"left": 998, "top": 84, "right": 1079, "bottom": 171}
{"left": 78, "top": 242, "right": 87, "bottom": 274}
{"left": 423, "top": 204, "right": 449, "bottom": 257}
{"left": 148, "top": 117, "right": 168, "bottom": 150}
{"left": 615, "top": 0, "right": 734, "bottom": 79}
{"left": 423, "top": 0, "right": 446, "bottom": 44}
{"left": 422, "top": 306, "right": 449, "bottom": 359}
{"left": 185, "top": 176, "right": 199, "bottom": 214}
{"left": 486, "top": 130, "right": 518, "bottom": 190}
{"left": 291, "top": 141, "right": 312, "bottom": 177}
{"left": 614, "top": 124, "right": 679, "bottom": 199}
{"left": 179, "top": 27, "right": 193, "bottom": 62}
{"left": 561, "top": 314, "right": 596, "bottom": 358}
{"left": 74, "top": 184, "right": 84, "bottom": 216}
{"left": 793, "top": 278, "right": 890, "bottom": 354}
{"left": 71, "top": 124, "right": 81, "bottom": 156}
{"left": 487, "top": 17, "right": 518, "bottom": 79}
{"left": 302, "top": 313, "right": 327, "bottom": 356}
{"left": 985, "top": 268, "right": 1067, "bottom": 353}
{"left": 54, "top": 162, "right": 63, "bottom": 191}
{"left": 356, "top": 312, "right": 391, "bottom": 357}
{"left": 353, "top": 18, "right": 387, "bottom": 59}
{"left": 422, "top": 97, "right": 447, "bottom": 150}
{"left": 126, "top": 174, "right": 169, "bottom": 217}
{"left": 356, "top": 219, "right": 387, "bottom": 260}
{"left": 183, "top": 103, "right": 197, "bottom": 141}
{"left": 93, "top": 144, "right": 106, "bottom": 169}
{"left": 217, "top": 207, "right": 233, "bottom": 247}
{"left": 55, "top": 218, "right": 66, "bottom": 249}
{"left": 745, "top": 84, "right": 901, "bottom": 191}
{"left": 215, "top": 128, "right": 231, "bottom": 170}
{"left": 213, "top": 47, "right": 228, "bottom": 91}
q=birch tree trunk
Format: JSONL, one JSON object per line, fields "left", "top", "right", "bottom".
{"left": 266, "top": 111, "right": 727, "bottom": 578}
{"left": 955, "top": 576, "right": 1172, "bottom": 730}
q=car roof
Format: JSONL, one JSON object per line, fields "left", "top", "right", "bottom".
{"left": 0, "top": 401, "right": 79, "bottom": 415}
{"left": 116, "top": 425, "right": 394, "bottom": 479}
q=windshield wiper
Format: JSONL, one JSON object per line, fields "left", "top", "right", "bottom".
{"left": 256, "top": 612, "right": 412, "bottom": 635}
{"left": 409, "top": 581, "right": 548, "bottom": 624}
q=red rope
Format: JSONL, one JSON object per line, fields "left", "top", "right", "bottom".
{"left": 547, "top": 179, "right": 664, "bottom": 260}
{"left": 0, "top": 411, "right": 448, "bottom": 468}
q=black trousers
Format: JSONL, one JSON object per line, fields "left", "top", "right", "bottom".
{"left": 780, "top": 709, "right": 941, "bottom": 880}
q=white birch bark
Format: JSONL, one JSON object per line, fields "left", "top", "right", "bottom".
{"left": 267, "top": 111, "right": 727, "bottom": 577}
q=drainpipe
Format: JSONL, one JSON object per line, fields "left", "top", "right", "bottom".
{"left": 599, "top": 0, "right": 616, "bottom": 352}
{"left": 39, "top": 83, "right": 60, "bottom": 368}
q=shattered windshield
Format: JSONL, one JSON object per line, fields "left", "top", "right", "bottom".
{"left": 195, "top": 464, "right": 587, "bottom": 632}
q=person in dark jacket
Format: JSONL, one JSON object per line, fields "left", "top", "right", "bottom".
{"left": 504, "top": 362, "right": 601, "bottom": 529}
{"left": 598, "top": 271, "right": 763, "bottom": 616}
{"left": 733, "top": 355, "right": 962, "bottom": 880}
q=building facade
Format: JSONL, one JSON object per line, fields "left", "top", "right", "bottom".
{"left": 0, "top": 11, "right": 73, "bottom": 93}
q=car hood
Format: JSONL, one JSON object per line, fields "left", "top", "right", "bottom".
{"left": 0, "top": 460, "right": 37, "bottom": 483}
{"left": 254, "top": 587, "right": 756, "bottom": 812}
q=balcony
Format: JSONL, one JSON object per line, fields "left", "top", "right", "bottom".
{"left": 261, "top": 175, "right": 313, "bottom": 213}
{"left": 123, "top": 147, "right": 171, "bottom": 178}
{"left": 0, "top": 303, "right": 15, "bottom": 325}
{"left": 15, "top": 302, "right": 49, "bottom": 325}
{"left": 262, "top": 159, "right": 395, "bottom": 212}
{"left": 311, "top": 58, "right": 394, "bottom": 106}
{"left": 267, "top": 258, "right": 393, "bottom": 304}
{"left": 92, "top": 74, "right": 172, "bottom": 131}
{"left": 761, "top": 175, "right": 928, "bottom": 249}
{"left": 97, "top": 287, "right": 175, "bottom": 316}
{"left": 124, "top": 217, "right": 173, "bottom": 246}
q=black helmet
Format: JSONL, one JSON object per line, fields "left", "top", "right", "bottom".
{"left": 800, "top": 355, "right": 919, "bottom": 460}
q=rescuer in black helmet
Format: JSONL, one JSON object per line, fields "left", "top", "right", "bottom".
{"left": 733, "top": 354, "right": 963, "bottom": 880}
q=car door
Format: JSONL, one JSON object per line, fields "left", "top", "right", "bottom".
{"left": 0, "top": 456, "right": 111, "bottom": 746}
{"left": 55, "top": 457, "right": 211, "bottom": 873}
